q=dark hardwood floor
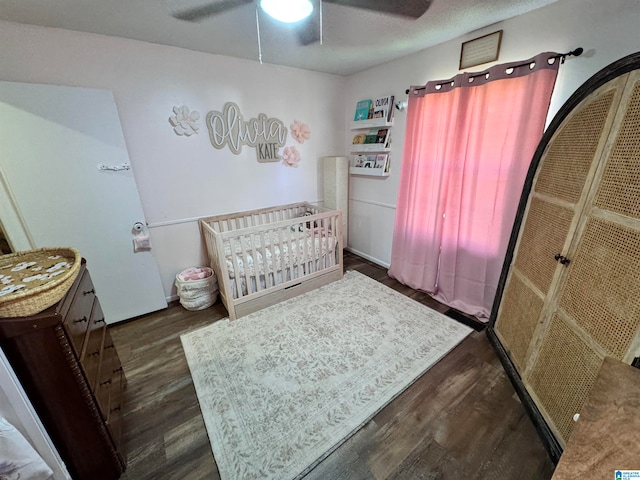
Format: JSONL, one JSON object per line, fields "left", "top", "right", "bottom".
{"left": 109, "top": 252, "right": 555, "bottom": 480}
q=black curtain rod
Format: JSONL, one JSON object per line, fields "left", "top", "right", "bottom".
{"left": 405, "top": 48, "right": 584, "bottom": 95}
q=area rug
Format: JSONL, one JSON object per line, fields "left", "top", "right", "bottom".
{"left": 181, "top": 270, "right": 472, "bottom": 480}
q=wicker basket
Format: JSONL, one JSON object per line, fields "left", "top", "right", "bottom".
{"left": 0, "top": 247, "right": 82, "bottom": 318}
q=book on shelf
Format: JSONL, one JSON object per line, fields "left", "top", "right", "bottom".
{"left": 353, "top": 154, "right": 377, "bottom": 168}
{"left": 354, "top": 99, "right": 373, "bottom": 121}
{"left": 372, "top": 95, "right": 395, "bottom": 123}
{"left": 374, "top": 154, "right": 389, "bottom": 170}
{"left": 376, "top": 128, "right": 389, "bottom": 146}
{"left": 354, "top": 96, "right": 395, "bottom": 123}
{"left": 352, "top": 133, "right": 366, "bottom": 145}
{"left": 363, "top": 129, "right": 379, "bottom": 144}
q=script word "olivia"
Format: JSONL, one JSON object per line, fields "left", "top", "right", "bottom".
{"left": 206, "top": 102, "right": 287, "bottom": 162}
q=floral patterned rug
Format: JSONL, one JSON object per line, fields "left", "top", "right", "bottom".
{"left": 181, "top": 270, "right": 472, "bottom": 480}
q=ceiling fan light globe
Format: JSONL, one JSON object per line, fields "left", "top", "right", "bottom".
{"left": 260, "top": 0, "right": 313, "bottom": 23}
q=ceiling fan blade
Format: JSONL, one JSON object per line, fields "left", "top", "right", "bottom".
{"left": 324, "top": 0, "right": 432, "bottom": 18}
{"left": 296, "top": 16, "right": 321, "bottom": 46}
{"left": 172, "top": 0, "right": 253, "bottom": 22}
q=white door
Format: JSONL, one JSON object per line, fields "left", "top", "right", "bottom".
{"left": 0, "top": 81, "right": 167, "bottom": 323}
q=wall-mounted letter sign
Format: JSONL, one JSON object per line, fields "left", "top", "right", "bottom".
{"left": 206, "top": 102, "right": 287, "bottom": 163}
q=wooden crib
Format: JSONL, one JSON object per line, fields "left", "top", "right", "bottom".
{"left": 199, "top": 202, "right": 343, "bottom": 320}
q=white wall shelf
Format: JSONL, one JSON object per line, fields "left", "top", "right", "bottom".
{"left": 350, "top": 167, "right": 390, "bottom": 177}
{"left": 349, "top": 96, "right": 395, "bottom": 177}
{"left": 351, "top": 118, "right": 394, "bottom": 130}
{"left": 350, "top": 144, "right": 391, "bottom": 153}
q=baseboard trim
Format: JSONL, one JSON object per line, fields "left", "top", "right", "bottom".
{"left": 444, "top": 309, "right": 486, "bottom": 332}
{"left": 344, "top": 247, "right": 390, "bottom": 269}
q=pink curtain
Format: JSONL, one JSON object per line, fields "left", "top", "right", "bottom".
{"left": 388, "top": 53, "right": 560, "bottom": 320}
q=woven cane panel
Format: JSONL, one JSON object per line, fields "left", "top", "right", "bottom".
{"left": 513, "top": 197, "right": 573, "bottom": 293}
{"left": 558, "top": 217, "right": 640, "bottom": 358}
{"left": 494, "top": 274, "right": 544, "bottom": 372}
{"left": 534, "top": 90, "right": 616, "bottom": 204}
{"left": 595, "top": 81, "right": 640, "bottom": 218}
{"left": 527, "top": 315, "right": 602, "bottom": 443}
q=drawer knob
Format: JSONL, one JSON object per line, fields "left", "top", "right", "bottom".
{"left": 111, "top": 405, "right": 121, "bottom": 413}
{"left": 82, "top": 288, "right": 95, "bottom": 296}
{"left": 74, "top": 316, "right": 88, "bottom": 324}
{"left": 100, "top": 379, "right": 112, "bottom": 386}
{"left": 105, "top": 344, "right": 115, "bottom": 350}
{"left": 113, "top": 367, "right": 123, "bottom": 374}
{"left": 94, "top": 318, "right": 105, "bottom": 324}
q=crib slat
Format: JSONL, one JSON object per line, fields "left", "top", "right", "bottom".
{"left": 326, "top": 216, "right": 332, "bottom": 269}
{"left": 317, "top": 216, "right": 324, "bottom": 270}
{"left": 251, "top": 232, "right": 264, "bottom": 293}
{"left": 280, "top": 219, "right": 300, "bottom": 281}
{"left": 330, "top": 215, "right": 336, "bottom": 266}
{"left": 303, "top": 217, "right": 318, "bottom": 274}
{"left": 266, "top": 229, "right": 280, "bottom": 287}
{"left": 271, "top": 228, "right": 287, "bottom": 285}
{"left": 295, "top": 218, "right": 306, "bottom": 277}
{"left": 229, "top": 236, "right": 244, "bottom": 299}
{"left": 259, "top": 230, "right": 272, "bottom": 289}
{"left": 336, "top": 211, "right": 343, "bottom": 267}
{"left": 321, "top": 216, "right": 328, "bottom": 268}
{"left": 239, "top": 234, "right": 258, "bottom": 295}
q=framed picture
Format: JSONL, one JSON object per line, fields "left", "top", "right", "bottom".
{"left": 459, "top": 30, "right": 503, "bottom": 70}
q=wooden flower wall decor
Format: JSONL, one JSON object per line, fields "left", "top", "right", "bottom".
{"left": 281, "top": 146, "right": 301, "bottom": 168}
{"left": 169, "top": 105, "right": 200, "bottom": 136}
{"left": 290, "top": 120, "right": 311, "bottom": 144}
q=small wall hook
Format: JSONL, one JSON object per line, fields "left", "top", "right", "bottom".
{"left": 98, "top": 163, "right": 131, "bottom": 172}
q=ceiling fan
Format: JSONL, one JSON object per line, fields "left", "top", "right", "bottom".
{"left": 171, "top": 0, "right": 432, "bottom": 46}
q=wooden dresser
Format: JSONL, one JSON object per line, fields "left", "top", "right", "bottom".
{"left": 0, "top": 259, "right": 126, "bottom": 480}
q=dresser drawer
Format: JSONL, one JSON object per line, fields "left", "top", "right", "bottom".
{"left": 106, "top": 368, "right": 125, "bottom": 458}
{"left": 95, "top": 329, "right": 123, "bottom": 420}
{"left": 63, "top": 269, "right": 96, "bottom": 356}
{"left": 80, "top": 299, "right": 107, "bottom": 391}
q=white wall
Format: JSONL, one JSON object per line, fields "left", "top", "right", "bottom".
{"left": 0, "top": 21, "right": 346, "bottom": 299}
{"left": 344, "top": 0, "right": 640, "bottom": 267}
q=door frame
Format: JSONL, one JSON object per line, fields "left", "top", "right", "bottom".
{"left": 0, "top": 164, "right": 33, "bottom": 252}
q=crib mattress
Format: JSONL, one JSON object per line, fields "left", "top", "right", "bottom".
{"left": 224, "top": 229, "right": 336, "bottom": 279}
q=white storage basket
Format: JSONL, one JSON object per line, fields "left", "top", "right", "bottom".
{"left": 175, "top": 267, "right": 218, "bottom": 311}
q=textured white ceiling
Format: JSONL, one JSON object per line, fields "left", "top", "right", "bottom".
{"left": 0, "top": 0, "right": 561, "bottom": 75}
